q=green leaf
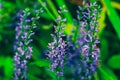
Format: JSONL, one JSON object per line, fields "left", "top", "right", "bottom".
{"left": 4, "top": 57, "right": 14, "bottom": 80}
{"left": 29, "top": 74, "right": 42, "bottom": 80}
{"left": 30, "top": 59, "right": 50, "bottom": 67}
{"left": 28, "top": 65, "right": 42, "bottom": 76}
{"left": 46, "top": 0, "right": 59, "bottom": 18}
{"left": 94, "top": 72, "right": 99, "bottom": 80}
{"left": 0, "top": 56, "right": 4, "bottom": 66}
{"left": 32, "top": 46, "right": 41, "bottom": 60}
{"left": 0, "top": 57, "right": 13, "bottom": 80}
{"left": 102, "top": 0, "right": 120, "bottom": 39}
{"left": 98, "top": 66, "right": 118, "bottom": 80}
{"left": 38, "top": 0, "right": 56, "bottom": 21}
{"left": 100, "top": 39, "right": 109, "bottom": 60}
{"left": 0, "top": 35, "right": 2, "bottom": 41}
{"left": 108, "top": 54, "right": 120, "bottom": 69}
{"left": 30, "top": 76, "right": 41, "bottom": 80}
{"left": 45, "top": 69, "right": 57, "bottom": 80}
{"left": 91, "top": 0, "right": 97, "bottom": 3}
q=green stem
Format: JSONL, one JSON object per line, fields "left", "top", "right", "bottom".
{"left": 38, "top": 0, "right": 56, "bottom": 21}
{"left": 46, "top": 0, "right": 59, "bottom": 18}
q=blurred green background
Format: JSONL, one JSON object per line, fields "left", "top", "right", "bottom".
{"left": 0, "top": 0, "right": 120, "bottom": 80}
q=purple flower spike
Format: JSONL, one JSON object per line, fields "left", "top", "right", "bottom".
{"left": 14, "top": 9, "right": 35, "bottom": 80}
{"left": 65, "top": 1, "right": 101, "bottom": 80}
{"left": 47, "top": 14, "right": 67, "bottom": 76}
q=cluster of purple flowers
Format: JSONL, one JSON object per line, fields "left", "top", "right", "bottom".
{"left": 13, "top": 1, "right": 100, "bottom": 80}
{"left": 66, "top": 1, "right": 100, "bottom": 80}
{"left": 13, "top": 9, "right": 37, "bottom": 80}
{"left": 47, "top": 14, "right": 67, "bottom": 76}
{"left": 47, "top": 1, "right": 101, "bottom": 80}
